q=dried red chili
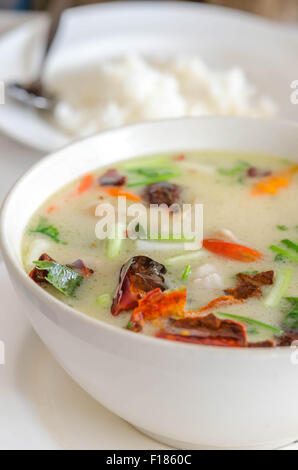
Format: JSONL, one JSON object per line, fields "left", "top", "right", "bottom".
{"left": 29, "top": 253, "right": 55, "bottom": 284}
{"left": 156, "top": 314, "right": 247, "bottom": 348}
{"left": 129, "top": 288, "right": 187, "bottom": 331}
{"left": 111, "top": 256, "right": 167, "bottom": 316}
{"left": 68, "top": 259, "right": 94, "bottom": 278}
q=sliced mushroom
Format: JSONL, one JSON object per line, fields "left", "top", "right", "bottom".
{"left": 225, "top": 271, "right": 274, "bottom": 300}
{"left": 98, "top": 169, "right": 126, "bottom": 187}
{"left": 142, "top": 182, "right": 181, "bottom": 211}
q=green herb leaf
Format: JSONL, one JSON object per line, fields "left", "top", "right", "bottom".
{"left": 270, "top": 245, "right": 298, "bottom": 263}
{"left": 281, "top": 239, "right": 298, "bottom": 254}
{"left": 181, "top": 265, "right": 192, "bottom": 281}
{"left": 284, "top": 297, "right": 298, "bottom": 303}
{"left": 274, "top": 253, "right": 286, "bottom": 263}
{"left": 217, "top": 312, "right": 283, "bottom": 335}
{"left": 218, "top": 161, "right": 250, "bottom": 177}
{"left": 128, "top": 167, "right": 175, "bottom": 178}
{"left": 33, "top": 261, "right": 83, "bottom": 297}
{"left": 283, "top": 297, "right": 298, "bottom": 330}
{"left": 277, "top": 225, "right": 288, "bottom": 231}
{"left": 30, "top": 218, "right": 66, "bottom": 244}
{"left": 247, "top": 328, "right": 259, "bottom": 336}
{"left": 121, "top": 156, "right": 171, "bottom": 170}
{"left": 127, "top": 167, "right": 180, "bottom": 187}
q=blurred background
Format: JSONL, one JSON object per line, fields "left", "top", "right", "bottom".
{"left": 0, "top": 0, "right": 296, "bottom": 202}
{"left": 0, "top": 0, "right": 297, "bottom": 22}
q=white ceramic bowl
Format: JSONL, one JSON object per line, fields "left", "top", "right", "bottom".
{"left": 1, "top": 117, "right": 298, "bottom": 450}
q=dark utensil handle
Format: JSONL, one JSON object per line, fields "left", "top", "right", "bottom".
{"left": 43, "top": 0, "right": 74, "bottom": 60}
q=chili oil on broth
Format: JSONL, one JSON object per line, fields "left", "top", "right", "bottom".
{"left": 21, "top": 151, "right": 298, "bottom": 343}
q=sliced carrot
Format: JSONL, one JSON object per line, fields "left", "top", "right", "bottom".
{"left": 46, "top": 205, "right": 56, "bottom": 214}
{"left": 203, "top": 239, "right": 262, "bottom": 262}
{"left": 196, "top": 295, "right": 244, "bottom": 313}
{"left": 100, "top": 186, "right": 142, "bottom": 202}
{"left": 251, "top": 165, "right": 298, "bottom": 196}
{"left": 77, "top": 173, "right": 94, "bottom": 194}
{"left": 173, "top": 154, "right": 185, "bottom": 161}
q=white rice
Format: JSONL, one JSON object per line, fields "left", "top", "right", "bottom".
{"left": 51, "top": 54, "right": 277, "bottom": 137}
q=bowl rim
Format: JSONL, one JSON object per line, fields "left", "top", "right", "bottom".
{"left": 1, "top": 116, "right": 298, "bottom": 356}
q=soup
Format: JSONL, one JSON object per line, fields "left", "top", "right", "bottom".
{"left": 22, "top": 151, "right": 298, "bottom": 348}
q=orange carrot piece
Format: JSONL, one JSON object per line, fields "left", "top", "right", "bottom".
{"left": 46, "top": 205, "right": 56, "bottom": 214}
{"left": 195, "top": 295, "right": 244, "bottom": 313}
{"left": 77, "top": 173, "right": 94, "bottom": 194}
{"left": 251, "top": 165, "right": 298, "bottom": 196}
{"left": 203, "top": 239, "right": 262, "bottom": 263}
{"left": 173, "top": 154, "right": 185, "bottom": 161}
{"left": 100, "top": 186, "right": 142, "bottom": 202}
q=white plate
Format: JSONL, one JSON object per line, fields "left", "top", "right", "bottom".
{"left": 0, "top": 261, "right": 170, "bottom": 450}
{"left": 0, "top": 1, "right": 297, "bottom": 152}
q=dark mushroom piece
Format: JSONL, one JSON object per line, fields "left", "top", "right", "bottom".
{"left": 246, "top": 167, "right": 271, "bottom": 178}
{"left": 142, "top": 182, "right": 181, "bottom": 212}
{"left": 277, "top": 330, "right": 298, "bottom": 347}
{"left": 98, "top": 169, "right": 126, "bottom": 187}
{"left": 225, "top": 271, "right": 274, "bottom": 300}
{"left": 111, "top": 256, "right": 167, "bottom": 316}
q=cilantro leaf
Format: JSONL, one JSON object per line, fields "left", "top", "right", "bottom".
{"left": 218, "top": 161, "right": 250, "bottom": 177}
{"left": 30, "top": 218, "right": 67, "bottom": 244}
{"left": 283, "top": 298, "right": 298, "bottom": 330}
{"left": 127, "top": 166, "right": 180, "bottom": 187}
{"left": 274, "top": 253, "right": 287, "bottom": 263}
{"left": 34, "top": 261, "right": 83, "bottom": 297}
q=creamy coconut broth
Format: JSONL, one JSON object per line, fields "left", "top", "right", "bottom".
{"left": 22, "top": 151, "right": 298, "bottom": 347}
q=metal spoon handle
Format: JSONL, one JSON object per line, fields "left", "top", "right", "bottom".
{"left": 6, "top": 0, "right": 73, "bottom": 111}
{"left": 42, "top": 0, "right": 74, "bottom": 65}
